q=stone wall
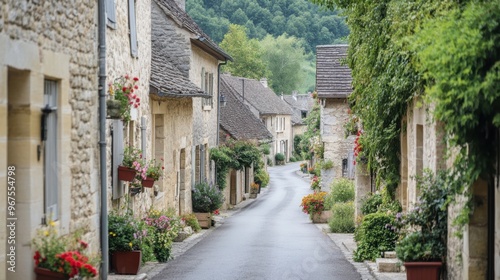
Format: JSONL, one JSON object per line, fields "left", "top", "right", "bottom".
{"left": 106, "top": 0, "right": 152, "bottom": 218}
{"left": 321, "top": 98, "right": 352, "bottom": 188}
{"left": 0, "top": 1, "right": 98, "bottom": 279}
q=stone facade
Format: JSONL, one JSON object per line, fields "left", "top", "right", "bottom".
{"left": 321, "top": 98, "right": 354, "bottom": 189}
{"left": 401, "top": 97, "right": 490, "bottom": 279}
{"left": 0, "top": 1, "right": 98, "bottom": 279}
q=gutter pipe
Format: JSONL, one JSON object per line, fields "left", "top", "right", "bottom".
{"left": 98, "top": 0, "right": 108, "bottom": 278}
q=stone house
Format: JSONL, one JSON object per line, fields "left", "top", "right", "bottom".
{"left": 316, "top": 45, "right": 356, "bottom": 191}
{"left": 0, "top": 1, "right": 100, "bottom": 279}
{"left": 283, "top": 92, "right": 314, "bottom": 156}
{"left": 219, "top": 77, "right": 273, "bottom": 206}
{"left": 398, "top": 98, "right": 498, "bottom": 279}
{"left": 220, "top": 73, "right": 293, "bottom": 164}
{"left": 150, "top": 0, "right": 231, "bottom": 215}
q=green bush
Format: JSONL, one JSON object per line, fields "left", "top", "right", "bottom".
{"left": 320, "top": 159, "right": 334, "bottom": 170}
{"left": 192, "top": 181, "right": 224, "bottom": 213}
{"left": 275, "top": 153, "right": 285, "bottom": 164}
{"left": 267, "top": 157, "right": 273, "bottom": 166}
{"left": 254, "top": 169, "right": 270, "bottom": 188}
{"left": 361, "top": 193, "right": 383, "bottom": 215}
{"left": 325, "top": 178, "right": 355, "bottom": 209}
{"left": 328, "top": 202, "right": 355, "bottom": 233}
{"left": 353, "top": 212, "right": 398, "bottom": 262}
{"left": 259, "top": 143, "right": 270, "bottom": 155}
{"left": 182, "top": 213, "right": 201, "bottom": 233}
{"left": 289, "top": 156, "right": 297, "bottom": 162}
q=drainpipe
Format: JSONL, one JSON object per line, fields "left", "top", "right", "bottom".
{"left": 216, "top": 61, "right": 227, "bottom": 146}
{"left": 98, "top": 0, "right": 108, "bottom": 278}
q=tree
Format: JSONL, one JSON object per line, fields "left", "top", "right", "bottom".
{"left": 219, "top": 24, "right": 270, "bottom": 80}
{"left": 259, "top": 34, "right": 308, "bottom": 95}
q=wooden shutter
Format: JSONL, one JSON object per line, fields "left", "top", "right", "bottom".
{"left": 112, "top": 120, "right": 125, "bottom": 199}
{"left": 128, "top": 0, "right": 138, "bottom": 57}
{"left": 106, "top": 0, "right": 116, "bottom": 29}
{"left": 209, "top": 73, "right": 214, "bottom": 107}
{"left": 44, "top": 80, "right": 58, "bottom": 220}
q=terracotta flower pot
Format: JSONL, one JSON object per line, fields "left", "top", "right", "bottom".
{"left": 141, "top": 177, "right": 155, "bottom": 188}
{"left": 34, "top": 267, "right": 69, "bottom": 280}
{"left": 118, "top": 166, "right": 136, "bottom": 182}
{"left": 404, "top": 261, "right": 442, "bottom": 280}
{"left": 111, "top": 250, "right": 142, "bottom": 275}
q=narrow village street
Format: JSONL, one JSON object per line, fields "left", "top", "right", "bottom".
{"left": 151, "top": 162, "right": 361, "bottom": 280}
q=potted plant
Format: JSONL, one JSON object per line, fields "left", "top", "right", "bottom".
{"left": 142, "top": 159, "right": 164, "bottom": 188}
{"left": 32, "top": 221, "right": 98, "bottom": 280}
{"left": 108, "top": 211, "right": 147, "bottom": 275}
{"left": 118, "top": 146, "right": 143, "bottom": 182}
{"left": 249, "top": 182, "right": 259, "bottom": 198}
{"left": 310, "top": 175, "right": 321, "bottom": 191}
{"left": 107, "top": 74, "right": 140, "bottom": 121}
{"left": 394, "top": 170, "right": 448, "bottom": 280}
{"left": 192, "top": 181, "right": 224, "bottom": 229}
{"left": 300, "top": 191, "right": 330, "bottom": 223}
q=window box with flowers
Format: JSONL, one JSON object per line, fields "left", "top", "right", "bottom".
{"left": 107, "top": 75, "right": 141, "bottom": 122}
{"left": 141, "top": 159, "right": 164, "bottom": 188}
{"left": 32, "top": 221, "right": 98, "bottom": 280}
{"left": 118, "top": 146, "right": 142, "bottom": 182}
{"left": 108, "top": 211, "right": 148, "bottom": 275}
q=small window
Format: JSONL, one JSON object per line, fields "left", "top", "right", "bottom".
{"left": 44, "top": 80, "right": 59, "bottom": 220}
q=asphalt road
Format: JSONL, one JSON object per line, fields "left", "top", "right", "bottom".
{"left": 152, "top": 162, "right": 362, "bottom": 280}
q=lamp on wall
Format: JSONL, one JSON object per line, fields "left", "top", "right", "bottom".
{"left": 219, "top": 94, "right": 227, "bottom": 107}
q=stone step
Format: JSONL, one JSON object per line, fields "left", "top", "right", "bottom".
{"left": 384, "top": 251, "right": 397, "bottom": 259}
{"left": 376, "top": 258, "right": 401, "bottom": 273}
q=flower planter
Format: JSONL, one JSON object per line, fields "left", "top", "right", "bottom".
{"left": 106, "top": 99, "right": 122, "bottom": 119}
{"left": 111, "top": 250, "right": 142, "bottom": 275}
{"left": 118, "top": 166, "right": 136, "bottom": 182}
{"left": 34, "top": 267, "right": 69, "bottom": 280}
{"left": 311, "top": 210, "right": 331, "bottom": 223}
{"left": 404, "top": 261, "right": 442, "bottom": 280}
{"left": 141, "top": 177, "right": 155, "bottom": 188}
{"left": 194, "top": 212, "right": 211, "bottom": 229}
{"left": 249, "top": 192, "right": 258, "bottom": 199}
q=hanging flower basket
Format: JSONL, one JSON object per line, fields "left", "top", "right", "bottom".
{"left": 118, "top": 166, "right": 137, "bottom": 182}
{"left": 141, "top": 177, "right": 155, "bottom": 188}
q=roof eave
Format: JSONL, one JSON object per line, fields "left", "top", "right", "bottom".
{"left": 191, "top": 37, "right": 233, "bottom": 62}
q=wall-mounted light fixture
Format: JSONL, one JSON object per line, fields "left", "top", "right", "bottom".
{"left": 219, "top": 94, "right": 227, "bottom": 107}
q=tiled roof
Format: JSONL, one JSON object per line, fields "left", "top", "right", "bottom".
{"left": 154, "top": 0, "right": 232, "bottom": 61}
{"left": 221, "top": 74, "right": 292, "bottom": 115}
{"left": 316, "top": 45, "right": 353, "bottom": 99}
{"left": 283, "top": 94, "right": 314, "bottom": 125}
{"left": 220, "top": 80, "right": 273, "bottom": 141}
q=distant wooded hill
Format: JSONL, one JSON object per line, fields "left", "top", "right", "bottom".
{"left": 186, "top": 0, "right": 349, "bottom": 54}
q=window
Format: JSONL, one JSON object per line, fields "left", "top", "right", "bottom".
{"left": 202, "top": 71, "right": 214, "bottom": 108}
{"left": 128, "top": 0, "right": 138, "bottom": 57}
{"left": 44, "top": 80, "right": 59, "bottom": 220}
{"left": 106, "top": 0, "right": 116, "bottom": 29}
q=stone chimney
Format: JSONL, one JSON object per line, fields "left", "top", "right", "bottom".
{"left": 175, "top": 0, "right": 185, "bottom": 11}
{"left": 260, "top": 78, "right": 268, "bottom": 88}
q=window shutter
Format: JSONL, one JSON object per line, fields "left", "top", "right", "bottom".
{"left": 44, "top": 80, "right": 59, "bottom": 221}
{"left": 112, "top": 120, "right": 125, "bottom": 199}
{"left": 106, "top": 0, "right": 116, "bottom": 29}
{"left": 128, "top": 0, "right": 138, "bottom": 57}
{"left": 209, "top": 73, "right": 214, "bottom": 107}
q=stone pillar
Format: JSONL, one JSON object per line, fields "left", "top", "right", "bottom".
{"left": 354, "top": 162, "right": 371, "bottom": 220}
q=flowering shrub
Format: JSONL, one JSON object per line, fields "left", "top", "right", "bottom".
{"left": 108, "top": 75, "right": 140, "bottom": 122}
{"left": 145, "top": 158, "right": 165, "bottom": 180}
{"left": 300, "top": 191, "right": 327, "bottom": 218}
{"left": 144, "top": 209, "right": 181, "bottom": 262}
{"left": 108, "top": 212, "right": 147, "bottom": 252}
{"left": 310, "top": 175, "right": 321, "bottom": 191}
{"left": 181, "top": 213, "right": 201, "bottom": 233}
{"left": 32, "top": 221, "right": 98, "bottom": 278}
{"left": 353, "top": 130, "right": 363, "bottom": 165}
{"left": 121, "top": 146, "right": 143, "bottom": 169}
{"left": 192, "top": 181, "right": 225, "bottom": 213}
{"left": 250, "top": 182, "right": 259, "bottom": 194}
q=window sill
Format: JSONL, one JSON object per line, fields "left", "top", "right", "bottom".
{"left": 203, "top": 105, "right": 212, "bottom": 111}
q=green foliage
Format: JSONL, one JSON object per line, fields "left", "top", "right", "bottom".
{"left": 182, "top": 213, "right": 202, "bottom": 233}
{"left": 192, "top": 181, "right": 225, "bottom": 213}
{"left": 220, "top": 24, "right": 270, "bottom": 81}
{"left": 259, "top": 143, "right": 271, "bottom": 155}
{"left": 353, "top": 212, "right": 398, "bottom": 262}
{"left": 289, "top": 156, "right": 297, "bottom": 162}
{"left": 330, "top": 178, "right": 354, "bottom": 202}
{"left": 275, "top": 152, "right": 285, "bottom": 164}
{"left": 394, "top": 170, "right": 448, "bottom": 262}
{"left": 360, "top": 193, "right": 382, "bottom": 216}
{"left": 260, "top": 34, "right": 308, "bottom": 94}
{"left": 210, "top": 145, "right": 236, "bottom": 190}
{"left": 328, "top": 202, "right": 355, "bottom": 233}
{"left": 319, "top": 159, "right": 334, "bottom": 170}
{"left": 108, "top": 212, "right": 146, "bottom": 252}
{"left": 297, "top": 96, "right": 321, "bottom": 160}
{"left": 254, "top": 169, "right": 270, "bottom": 188}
